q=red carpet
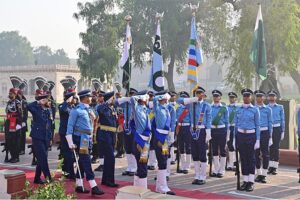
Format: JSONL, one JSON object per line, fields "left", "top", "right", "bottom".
{"left": 0, "top": 167, "right": 240, "bottom": 199}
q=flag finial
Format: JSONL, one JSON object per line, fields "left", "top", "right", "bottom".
{"left": 124, "top": 15, "right": 132, "bottom": 23}
{"left": 156, "top": 12, "right": 164, "bottom": 22}
{"left": 190, "top": 3, "right": 199, "bottom": 16}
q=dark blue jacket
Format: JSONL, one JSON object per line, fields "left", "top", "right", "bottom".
{"left": 58, "top": 101, "right": 74, "bottom": 136}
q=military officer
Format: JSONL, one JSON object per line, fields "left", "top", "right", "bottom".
{"left": 210, "top": 90, "right": 229, "bottom": 178}
{"left": 153, "top": 90, "right": 175, "bottom": 195}
{"left": 176, "top": 91, "right": 192, "bottom": 174}
{"left": 178, "top": 86, "right": 212, "bottom": 185}
{"left": 254, "top": 90, "right": 273, "bottom": 183}
{"left": 226, "top": 92, "right": 238, "bottom": 171}
{"left": 58, "top": 90, "right": 76, "bottom": 180}
{"left": 17, "top": 81, "right": 28, "bottom": 155}
{"left": 267, "top": 90, "right": 285, "bottom": 175}
{"left": 5, "top": 87, "right": 23, "bottom": 163}
{"left": 235, "top": 89, "right": 260, "bottom": 192}
{"left": 66, "top": 89, "right": 104, "bottom": 195}
{"left": 97, "top": 91, "right": 119, "bottom": 187}
{"left": 90, "top": 91, "right": 99, "bottom": 163}
{"left": 28, "top": 94, "right": 53, "bottom": 184}
{"left": 115, "top": 92, "right": 125, "bottom": 158}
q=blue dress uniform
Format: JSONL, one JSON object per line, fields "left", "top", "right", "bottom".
{"left": 227, "top": 92, "right": 239, "bottom": 170}
{"left": 166, "top": 95, "right": 176, "bottom": 177}
{"left": 267, "top": 90, "right": 285, "bottom": 175}
{"left": 28, "top": 94, "right": 52, "bottom": 184}
{"left": 178, "top": 86, "right": 212, "bottom": 185}
{"left": 235, "top": 88, "right": 260, "bottom": 192}
{"left": 66, "top": 89, "right": 104, "bottom": 195}
{"left": 130, "top": 91, "right": 151, "bottom": 188}
{"left": 96, "top": 91, "right": 119, "bottom": 187}
{"left": 254, "top": 90, "right": 273, "bottom": 183}
{"left": 58, "top": 91, "right": 76, "bottom": 179}
{"left": 210, "top": 90, "right": 229, "bottom": 178}
{"left": 153, "top": 91, "right": 175, "bottom": 195}
{"left": 176, "top": 91, "right": 192, "bottom": 173}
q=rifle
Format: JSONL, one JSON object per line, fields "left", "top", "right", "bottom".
{"left": 208, "top": 140, "right": 213, "bottom": 177}
{"left": 1, "top": 141, "right": 9, "bottom": 162}
{"left": 234, "top": 137, "right": 240, "bottom": 190}
{"left": 27, "top": 144, "right": 37, "bottom": 165}
{"left": 176, "top": 132, "right": 181, "bottom": 173}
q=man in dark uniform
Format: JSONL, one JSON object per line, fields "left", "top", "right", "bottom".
{"left": 66, "top": 89, "right": 104, "bottom": 195}
{"left": 115, "top": 92, "right": 125, "bottom": 158}
{"left": 97, "top": 91, "right": 119, "bottom": 187}
{"left": 5, "top": 83, "right": 23, "bottom": 163}
{"left": 28, "top": 93, "right": 53, "bottom": 184}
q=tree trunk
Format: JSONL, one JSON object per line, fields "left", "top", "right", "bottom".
{"left": 289, "top": 69, "right": 300, "bottom": 94}
{"left": 165, "top": 53, "right": 175, "bottom": 91}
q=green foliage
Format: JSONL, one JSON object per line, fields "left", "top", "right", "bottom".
{"left": 0, "top": 31, "right": 34, "bottom": 66}
{"left": 33, "top": 46, "right": 70, "bottom": 65}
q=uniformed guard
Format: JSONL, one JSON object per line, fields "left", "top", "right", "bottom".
{"left": 178, "top": 86, "right": 212, "bottom": 185}
{"left": 90, "top": 92, "right": 99, "bottom": 163}
{"left": 267, "top": 90, "right": 285, "bottom": 175}
{"left": 117, "top": 88, "right": 138, "bottom": 177}
{"left": 254, "top": 90, "right": 273, "bottom": 183}
{"left": 176, "top": 91, "right": 192, "bottom": 174}
{"left": 210, "top": 90, "right": 229, "bottom": 178}
{"left": 153, "top": 90, "right": 175, "bottom": 195}
{"left": 226, "top": 92, "right": 238, "bottom": 171}
{"left": 235, "top": 89, "right": 260, "bottom": 192}
{"left": 17, "top": 79, "right": 28, "bottom": 156}
{"left": 115, "top": 92, "right": 125, "bottom": 158}
{"left": 28, "top": 93, "right": 53, "bottom": 184}
{"left": 5, "top": 76, "right": 24, "bottom": 163}
{"left": 66, "top": 89, "right": 104, "bottom": 195}
{"left": 97, "top": 91, "right": 119, "bottom": 187}
{"left": 58, "top": 77, "right": 77, "bottom": 180}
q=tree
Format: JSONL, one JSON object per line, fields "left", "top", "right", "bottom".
{"left": 33, "top": 46, "right": 70, "bottom": 65}
{"left": 0, "top": 31, "right": 34, "bottom": 66}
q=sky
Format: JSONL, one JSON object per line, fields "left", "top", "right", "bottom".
{"left": 0, "top": 0, "right": 93, "bottom": 58}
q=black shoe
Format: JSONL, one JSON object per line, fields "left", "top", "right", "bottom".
{"left": 102, "top": 181, "right": 119, "bottom": 188}
{"left": 210, "top": 173, "right": 217, "bottom": 177}
{"left": 91, "top": 186, "right": 104, "bottom": 195}
{"left": 267, "top": 167, "right": 274, "bottom": 175}
{"left": 245, "top": 182, "right": 254, "bottom": 192}
{"left": 239, "top": 181, "right": 248, "bottom": 191}
{"left": 192, "top": 179, "right": 200, "bottom": 185}
{"left": 115, "top": 153, "right": 124, "bottom": 158}
{"left": 148, "top": 166, "right": 155, "bottom": 170}
{"left": 34, "top": 179, "right": 46, "bottom": 185}
{"left": 182, "top": 170, "right": 189, "bottom": 174}
{"left": 255, "top": 175, "right": 262, "bottom": 183}
{"left": 19, "top": 150, "right": 25, "bottom": 155}
{"left": 9, "top": 158, "right": 19, "bottom": 163}
{"left": 170, "top": 161, "right": 176, "bottom": 165}
{"left": 94, "top": 165, "right": 104, "bottom": 172}
{"left": 166, "top": 190, "right": 176, "bottom": 195}
{"left": 128, "top": 171, "right": 135, "bottom": 176}
{"left": 75, "top": 186, "right": 90, "bottom": 193}
{"left": 177, "top": 169, "right": 184, "bottom": 174}
{"left": 260, "top": 176, "right": 267, "bottom": 183}
{"left": 217, "top": 173, "right": 223, "bottom": 178}
{"left": 272, "top": 168, "right": 277, "bottom": 175}
{"left": 122, "top": 171, "right": 131, "bottom": 176}
{"left": 226, "top": 167, "right": 233, "bottom": 171}
{"left": 198, "top": 180, "right": 206, "bottom": 185}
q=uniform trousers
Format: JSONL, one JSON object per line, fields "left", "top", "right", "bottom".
{"left": 237, "top": 132, "right": 256, "bottom": 175}
{"left": 270, "top": 127, "right": 281, "bottom": 162}
{"left": 60, "top": 134, "right": 75, "bottom": 177}
{"left": 132, "top": 141, "right": 147, "bottom": 178}
{"left": 255, "top": 130, "right": 270, "bottom": 169}
{"left": 227, "top": 126, "right": 235, "bottom": 152}
{"left": 191, "top": 129, "right": 207, "bottom": 162}
{"left": 32, "top": 138, "right": 51, "bottom": 180}
{"left": 177, "top": 126, "right": 192, "bottom": 154}
{"left": 211, "top": 127, "right": 227, "bottom": 157}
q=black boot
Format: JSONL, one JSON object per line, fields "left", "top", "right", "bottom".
{"left": 260, "top": 176, "right": 267, "bottom": 183}
{"left": 272, "top": 168, "right": 277, "bottom": 175}
{"left": 255, "top": 175, "right": 262, "bottom": 183}
{"left": 166, "top": 190, "right": 176, "bottom": 195}
{"left": 91, "top": 186, "right": 104, "bottom": 195}
{"left": 245, "top": 182, "right": 254, "bottom": 192}
{"left": 75, "top": 186, "right": 90, "bottom": 193}
{"left": 239, "top": 181, "right": 248, "bottom": 191}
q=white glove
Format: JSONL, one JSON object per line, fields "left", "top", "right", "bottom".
{"left": 183, "top": 97, "right": 198, "bottom": 105}
{"left": 163, "top": 93, "right": 171, "bottom": 101}
{"left": 66, "top": 96, "right": 73, "bottom": 103}
{"left": 117, "top": 97, "right": 130, "bottom": 104}
{"left": 226, "top": 130, "right": 230, "bottom": 142}
{"left": 205, "top": 129, "right": 211, "bottom": 143}
{"left": 168, "top": 131, "right": 175, "bottom": 146}
{"left": 148, "top": 101, "right": 153, "bottom": 109}
{"left": 16, "top": 124, "right": 22, "bottom": 130}
{"left": 268, "top": 137, "right": 273, "bottom": 147}
{"left": 138, "top": 94, "right": 149, "bottom": 102}
{"left": 233, "top": 137, "right": 236, "bottom": 150}
{"left": 281, "top": 132, "right": 284, "bottom": 141}
{"left": 254, "top": 140, "right": 260, "bottom": 150}
{"left": 22, "top": 122, "right": 26, "bottom": 127}
{"left": 66, "top": 134, "right": 76, "bottom": 150}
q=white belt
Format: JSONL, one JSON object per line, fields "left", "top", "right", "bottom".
{"left": 211, "top": 124, "right": 226, "bottom": 129}
{"left": 195, "top": 125, "right": 205, "bottom": 129}
{"left": 238, "top": 128, "right": 255, "bottom": 134}
{"left": 139, "top": 134, "right": 149, "bottom": 141}
{"left": 230, "top": 124, "right": 235, "bottom": 127}
{"left": 156, "top": 129, "right": 169, "bottom": 135}
{"left": 178, "top": 123, "right": 190, "bottom": 126}
{"left": 273, "top": 123, "right": 281, "bottom": 127}
{"left": 260, "top": 127, "right": 268, "bottom": 131}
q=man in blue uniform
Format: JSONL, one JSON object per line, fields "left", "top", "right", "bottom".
{"left": 58, "top": 89, "right": 76, "bottom": 180}
{"left": 153, "top": 90, "right": 175, "bottom": 195}
{"left": 66, "top": 89, "right": 104, "bottom": 195}
{"left": 254, "top": 90, "right": 273, "bottom": 183}
{"left": 178, "top": 86, "right": 212, "bottom": 185}
{"left": 97, "top": 91, "right": 119, "bottom": 187}
{"left": 176, "top": 91, "right": 192, "bottom": 174}
{"left": 226, "top": 92, "right": 238, "bottom": 171}
{"left": 28, "top": 94, "right": 52, "bottom": 184}
{"left": 267, "top": 90, "right": 285, "bottom": 175}
{"left": 235, "top": 89, "right": 260, "bottom": 192}
{"left": 210, "top": 90, "right": 229, "bottom": 178}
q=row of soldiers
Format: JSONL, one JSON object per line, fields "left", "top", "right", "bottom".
{"left": 3, "top": 75, "right": 291, "bottom": 195}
